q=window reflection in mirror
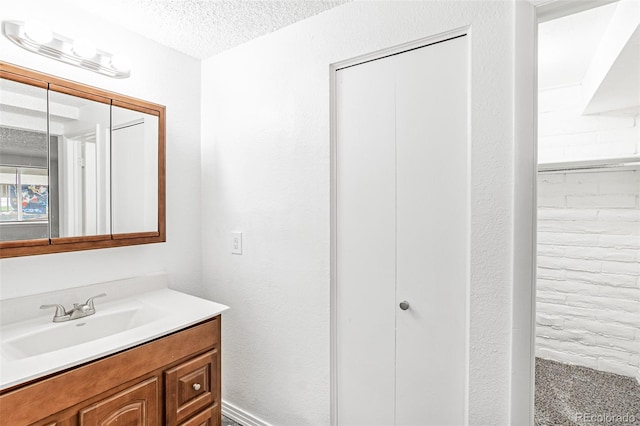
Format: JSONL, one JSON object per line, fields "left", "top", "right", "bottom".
{"left": 48, "top": 90, "right": 111, "bottom": 238}
{"left": 111, "top": 105, "right": 158, "bottom": 234}
{"left": 0, "top": 78, "right": 49, "bottom": 241}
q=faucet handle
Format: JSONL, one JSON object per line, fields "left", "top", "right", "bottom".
{"left": 85, "top": 293, "right": 107, "bottom": 309}
{"left": 40, "top": 304, "right": 69, "bottom": 322}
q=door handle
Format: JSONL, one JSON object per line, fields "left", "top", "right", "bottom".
{"left": 399, "top": 301, "right": 410, "bottom": 311}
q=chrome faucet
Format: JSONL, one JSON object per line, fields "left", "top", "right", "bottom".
{"left": 40, "top": 293, "right": 107, "bottom": 322}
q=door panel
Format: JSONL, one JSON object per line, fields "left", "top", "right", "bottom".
{"left": 395, "top": 36, "right": 468, "bottom": 425}
{"left": 336, "top": 57, "right": 397, "bottom": 426}
{"left": 79, "top": 377, "right": 158, "bottom": 425}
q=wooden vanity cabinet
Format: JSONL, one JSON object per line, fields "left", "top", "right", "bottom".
{"left": 0, "top": 316, "right": 221, "bottom": 426}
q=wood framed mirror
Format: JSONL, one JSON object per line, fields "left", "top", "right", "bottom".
{"left": 0, "top": 62, "right": 165, "bottom": 258}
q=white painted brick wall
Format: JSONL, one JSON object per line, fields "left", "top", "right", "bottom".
{"left": 537, "top": 84, "right": 640, "bottom": 380}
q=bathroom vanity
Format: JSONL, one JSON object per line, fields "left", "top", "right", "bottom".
{"left": 0, "top": 274, "right": 228, "bottom": 426}
{"left": 1, "top": 318, "right": 220, "bottom": 425}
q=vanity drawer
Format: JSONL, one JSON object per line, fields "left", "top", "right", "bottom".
{"left": 179, "top": 405, "right": 220, "bottom": 426}
{"left": 165, "top": 350, "right": 218, "bottom": 425}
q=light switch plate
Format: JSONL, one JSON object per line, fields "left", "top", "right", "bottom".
{"left": 231, "top": 232, "right": 242, "bottom": 255}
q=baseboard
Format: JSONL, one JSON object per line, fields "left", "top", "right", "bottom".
{"left": 222, "top": 400, "right": 272, "bottom": 426}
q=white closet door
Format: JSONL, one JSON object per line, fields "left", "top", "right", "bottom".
{"left": 395, "top": 35, "right": 468, "bottom": 426}
{"left": 336, "top": 34, "right": 468, "bottom": 426}
{"left": 336, "top": 57, "right": 397, "bottom": 426}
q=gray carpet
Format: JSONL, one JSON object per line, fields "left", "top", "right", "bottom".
{"left": 535, "top": 358, "right": 640, "bottom": 425}
{"left": 223, "top": 415, "right": 242, "bottom": 426}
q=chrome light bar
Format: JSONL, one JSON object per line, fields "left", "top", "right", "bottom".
{"left": 2, "top": 20, "right": 131, "bottom": 79}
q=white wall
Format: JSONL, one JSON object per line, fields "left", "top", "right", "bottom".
{"left": 201, "top": 1, "right": 534, "bottom": 424}
{"left": 0, "top": 0, "right": 203, "bottom": 299}
{"left": 537, "top": 83, "right": 640, "bottom": 379}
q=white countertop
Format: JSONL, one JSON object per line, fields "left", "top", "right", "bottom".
{"left": 0, "top": 287, "right": 228, "bottom": 391}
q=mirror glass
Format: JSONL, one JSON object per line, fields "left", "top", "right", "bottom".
{"left": 0, "top": 78, "right": 49, "bottom": 241}
{"left": 111, "top": 105, "right": 158, "bottom": 234}
{"left": 48, "top": 90, "right": 111, "bottom": 238}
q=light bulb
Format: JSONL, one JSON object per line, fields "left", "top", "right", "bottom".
{"left": 110, "top": 54, "right": 131, "bottom": 72}
{"left": 24, "top": 21, "right": 53, "bottom": 45}
{"left": 72, "top": 38, "right": 96, "bottom": 59}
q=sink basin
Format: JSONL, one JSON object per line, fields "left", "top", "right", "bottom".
{"left": 2, "top": 303, "right": 161, "bottom": 360}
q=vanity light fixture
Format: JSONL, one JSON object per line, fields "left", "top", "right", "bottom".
{"left": 2, "top": 20, "right": 131, "bottom": 78}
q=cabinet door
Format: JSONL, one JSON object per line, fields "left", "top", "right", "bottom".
{"left": 78, "top": 377, "right": 159, "bottom": 425}
{"left": 165, "top": 350, "right": 218, "bottom": 426}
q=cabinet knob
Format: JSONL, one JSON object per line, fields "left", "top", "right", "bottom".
{"left": 399, "top": 301, "right": 410, "bottom": 311}
{"left": 192, "top": 383, "right": 201, "bottom": 391}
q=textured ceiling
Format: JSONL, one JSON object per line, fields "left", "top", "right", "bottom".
{"left": 60, "top": 0, "right": 349, "bottom": 59}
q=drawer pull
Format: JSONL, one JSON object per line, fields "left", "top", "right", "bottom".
{"left": 192, "top": 383, "right": 201, "bottom": 391}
